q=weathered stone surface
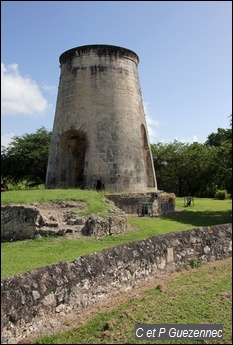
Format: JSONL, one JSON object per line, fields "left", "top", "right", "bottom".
{"left": 157, "top": 193, "right": 176, "bottom": 214}
{"left": 1, "top": 205, "right": 127, "bottom": 242}
{"left": 1, "top": 223, "right": 231, "bottom": 344}
{"left": 1, "top": 206, "right": 40, "bottom": 241}
{"left": 81, "top": 215, "right": 127, "bottom": 237}
{"left": 45, "top": 44, "right": 157, "bottom": 192}
{"left": 106, "top": 192, "right": 175, "bottom": 215}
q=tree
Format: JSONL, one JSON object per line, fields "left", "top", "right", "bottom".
{"left": 204, "top": 127, "right": 232, "bottom": 147}
{"left": 204, "top": 124, "right": 232, "bottom": 196}
{"left": 151, "top": 139, "right": 228, "bottom": 198}
{"left": 1, "top": 127, "right": 52, "bottom": 186}
{"left": 151, "top": 140, "right": 189, "bottom": 195}
{"left": 181, "top": 142, "right": 219, "bottom": 197}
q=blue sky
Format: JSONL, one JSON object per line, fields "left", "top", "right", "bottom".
{"left": 1, "top": 1, "right": 232, "bottom": 147}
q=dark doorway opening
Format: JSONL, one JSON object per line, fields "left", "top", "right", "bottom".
{"left": 96, "top": 180, "right": 105, "bottom": 191}
{"left": 60, "top": 130, "right": 86, "bottom": 188}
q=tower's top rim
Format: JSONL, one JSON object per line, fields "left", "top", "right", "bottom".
{"left": 59, "top": 44, "right": 139, "bottom": 65}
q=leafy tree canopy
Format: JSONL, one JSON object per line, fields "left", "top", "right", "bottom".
{"left": 151, "top": 124, "right": 232, "bottom": 197}
{"left": 1, "top": 127, "right": 52, "bottom": 186}
{"left": 204, "top": 127, "right": 232, "bottom": 147}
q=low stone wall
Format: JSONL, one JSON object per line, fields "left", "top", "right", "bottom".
{"left": 1, "top": 223, "right": 231, "bottom": 344}
{"left": 157, "top": 193, "right": 176, "bottom": 214}
{"left": 1, "top": 193, "right": 175, "bottom": 242}
{"left": 106, "top": 192, "right": 176, "bottom": 215}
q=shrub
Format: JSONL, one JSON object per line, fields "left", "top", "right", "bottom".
{"left": 215, "top": 189, "right": 228, "bottom": 200}
{"left": 188, "top": 259, "right": 203, "bottom": 269}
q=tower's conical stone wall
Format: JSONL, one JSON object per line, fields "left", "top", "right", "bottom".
{"left": 46, "top": 45, "right": 157, "bottom": 192}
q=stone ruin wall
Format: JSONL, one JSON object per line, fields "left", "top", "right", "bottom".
{"left": 1, "top": 223, "right": 232, "bottom": 344}
{"left": 1, "top": 193, "right": 175, "bottom": 242}
{"left": 1, "top": 205, "right": 127, "bottom": 242}
{"left": 106, "top": 192, "right": 176, "bottom": 215}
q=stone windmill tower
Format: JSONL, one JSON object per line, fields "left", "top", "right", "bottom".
{"left": 46, "top": 44, "right": 157, "bottom": 193}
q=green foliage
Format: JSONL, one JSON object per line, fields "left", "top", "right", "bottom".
{"left": 151, "top": 125, "right": 232, "bottom": 197}
{"left": 6, "top": 181, "right": 45, "bottom": 190}
{"left": 205, "top": 126, "right": 232, "bottom": 196}
{"left": 1, "top": 127, "right": 51, "bottom": 186}
{"left": 188, "top": 259, "right": 203, "bottom": 269}
{"left": 151, "top": 140, "right": 219, "bottom": 197}
{"left": 204, "top": 127, "right": 232, "bottom": 147}
{"left": 215, "top": 189, "right": 229, "bottom": 200}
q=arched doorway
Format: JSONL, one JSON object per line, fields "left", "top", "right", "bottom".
{"left": 60, "top": 130, "right": 86, "bottom": 188}
{"left": 141, "top": 124, "right": 155, "bottom": 187}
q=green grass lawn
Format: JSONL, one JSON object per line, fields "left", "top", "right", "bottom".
{"left": 1, "top": 189, "right": 111, "bottom": 216}
{"left": 1, "top": 190, "right": 232, "bottom": 344}
{"left": 1, "top": 191, "right": 232, "bottom": 279}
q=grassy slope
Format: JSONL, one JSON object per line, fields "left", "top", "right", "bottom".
{"left": 1, "top": 191, "right": 232, "bottom": 344}
{"left": 1, "top": 191, "right": 232, "bottom": 279}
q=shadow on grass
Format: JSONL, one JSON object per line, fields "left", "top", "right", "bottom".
{"left": 160, "top": 209, "right": 232, "bottom": 228}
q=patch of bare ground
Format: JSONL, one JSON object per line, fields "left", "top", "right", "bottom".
{"left": 28, "top": 201, "right": 89, "bottom": 218}
{"left": 19, "top": 258, "right": 231, "bottom": 344}
{"left": 18, "top": 201, "right": 90, "bottom": 238}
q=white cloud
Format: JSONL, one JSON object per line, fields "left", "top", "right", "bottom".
{"left": 174, "top": 135, "right": 199, "bottom": 143}
{"left": 157, "top": 135, "right": 199, "bottom": 144}
{"left": 1, "top": 63, "right": 49, "bottom": 117}
{"left": 41, "top": 82, "right": 57, "bottom": 94}
{"left": 143, "top": 101, "right": 159, "bottom": 143}
{"left": 1, "top": 132, "right": 15, "bottom": 148}
{"left": 146, "top": 116, "right": 159, "bottom": 143}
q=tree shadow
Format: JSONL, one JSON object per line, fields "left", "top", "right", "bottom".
{"left": 160, "top": 209, "right": 232, "bottom": 228}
